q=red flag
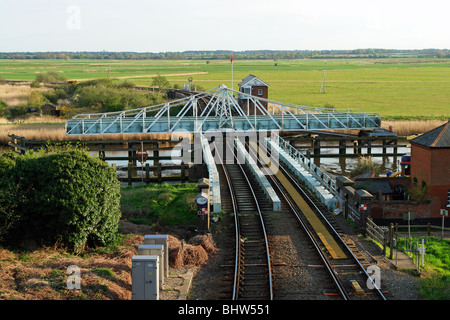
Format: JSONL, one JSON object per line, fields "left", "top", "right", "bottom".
{"left": 231, "top": 53, "right": 233, "bottom": 64}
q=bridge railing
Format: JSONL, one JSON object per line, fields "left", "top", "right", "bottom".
{"left": 271, "top": 132, "right": 336, "bottom": 195}
{"left": 200, "top": 134, "right": 221, "bottom": 213}
{"left": 234, "top": 138, "right": 281, "bottom": 211}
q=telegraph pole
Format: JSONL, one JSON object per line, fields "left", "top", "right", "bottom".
{"left": 319, "top": 70, "right": 326, "bottom": 94}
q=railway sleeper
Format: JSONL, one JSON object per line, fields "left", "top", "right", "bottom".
{"left": 242, "top": 271, "right": 270, "bottom": 278}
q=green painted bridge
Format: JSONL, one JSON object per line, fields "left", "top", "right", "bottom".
{"left": 65, "top": 85, "right": 381, "bottom": 135}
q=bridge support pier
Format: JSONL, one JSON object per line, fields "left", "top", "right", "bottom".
{"left": 339, "top": 140, "right": 346, "bottom": 155}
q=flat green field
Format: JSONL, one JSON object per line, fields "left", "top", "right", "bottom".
{"left": 1, "top": 58, "right": 449, "bottom": 117}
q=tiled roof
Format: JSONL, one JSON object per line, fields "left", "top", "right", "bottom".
{"left": 238, "top": 74, "right": 269, "bottom": 88}
{"left": 410, "top": 121, "right": 450, "bottom": 148}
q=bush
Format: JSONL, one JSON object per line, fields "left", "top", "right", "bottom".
{"left": 30, "top": 80, "right": 41, "bottom": 88}
{"left": 43, "top": 87, "right": 67, "bottom": 104}
{"left": 41, "top": 79, "right": 165, "bottom": 113}
{"left": 75, "top": 85, "right": 123, "bottom": 112}
{"left": 35, "top": 71, "right": 67, "bottom": 83}
{"left": 73, "top": 81, "right": 165, "bottom": 112}
{"left": 8, "top": 105, "right": 28, "bottom": 118}
{"left": 151, "top": 73, "right": 170, "bottom": 91}
{"left": 0, "top": 99, "right": 7, "bottom": 116}
{"left": 28, "top": 91, "right": 48, "bottom": 110}
{"left": 0, "top": 153, "right": 22, "bottom": 243}
{"left": 0, "top": 149, "right": 121, "bottom": 253}
{"left": 349, "top": 156, "right": 381, "bottom": 178}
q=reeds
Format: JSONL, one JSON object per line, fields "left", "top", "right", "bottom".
{"left": 0, "top": 124, "right": 66, "bottom": 144}
{"left": 1, "top": 117, "right": 447, "bottom": 146}
{"left": 0, "top": 84, "right": 49, "bottom": 107}
{"left": 382, "top": 120, "right": 447, "bottom": 136}
{"left": 0, "top": 120, "right": 190, "bottom": 145}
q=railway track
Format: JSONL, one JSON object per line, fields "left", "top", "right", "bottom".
{"left": 215, "top": 141, "right": 273, "bottom": 300}
{"left": 247, "top": 140, "right": 387, "bottom": 300}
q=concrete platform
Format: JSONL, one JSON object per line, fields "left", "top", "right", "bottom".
{"left": 176, "top": 270, "right": 194, "bottom": 300}
{"left": 389, "top": 250, "right": 418, "bottom": 272}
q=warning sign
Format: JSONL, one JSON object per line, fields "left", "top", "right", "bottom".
{"left": 136, "top": 146, "right": 148, "bottom": 164}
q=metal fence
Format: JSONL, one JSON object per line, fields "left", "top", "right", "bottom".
{"left": 272, "top": 131, "right": 336, "bottom": 195}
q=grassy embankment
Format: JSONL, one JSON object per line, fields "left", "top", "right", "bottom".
{"left": 396, "top": 237, "right": 450, "bottom": 300}
{"left": 367, "top": 224, "right": 449, "bottom": 300}
{"left": 120, "top": 183, "right": 198, "bottom": 227}
{"left": 0, "top": 182, "right": 199, "bottom": 300}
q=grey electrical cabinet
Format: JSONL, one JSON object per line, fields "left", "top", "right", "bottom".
{"left": 131, "top": 255, "right": 159, "bottom": 300}
{"left": 144, "top": 235, "right": 169, "bottom": 278}
{"left": 137, "top": 244, "right": 164, "bottom": 287}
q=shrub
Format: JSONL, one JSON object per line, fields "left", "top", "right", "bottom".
{"left": 349, "top": 156, "right": 381, "bottom": 178}
{"left": 28, "top": 91, "right": 48, "bottom": 110}
{"left": 151, "top": 73, "right": 170, "bottom": 92}
{"left": 43, "top": 87, "right": 68, "bottom": 104}
{"left": 116, "top": 80, "right": 136, "bottom": 89}
{"left": 8, "top": 105, "right": 28, "bottom": 118}
{"left": 0, "top": 99, "right": 7, "bottom": 116}
{"left": 30, "top": 80, "right": 41, "bottom": 88}
{"left": 41, "top": 79, "right": 165, "bottom": 113}
{"left": 73, "top": 81, "right": 164, "bottom": 112}
{"left": 35, "top": 71, "right": 67, "bottom": 83}
{"left": 407, "top": 184, "right": 431, "bottom": 203}
{"left": 0, "top": 149, "right": 121, "bottom": 253}
{"left": 0, "top": 153, "right": 22, "bottom": 243}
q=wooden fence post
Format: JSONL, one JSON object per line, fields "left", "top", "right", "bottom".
{"left": 339, "top": 139, "right": 346, "bottom": 156}
{"left": 157, "top": 162, "right": 162, "bottom": 183}
{"left": 99, "top": 143, "right": 105, "bottom": 161}
{"left": 389, "top": 223, "right": 394, "bottom": 259}
{"left": 181, "top": 162, "right": 185, "bottom": 182}
{"left": 128, "top": 162, "right": 132, "bottom": 186}
{"left": 145, "top": 163, "right": 150, "bottom": 184}
{"left": 153, "top": 142, "right": 159, "bottom": 167}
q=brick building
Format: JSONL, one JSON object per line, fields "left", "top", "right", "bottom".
{"left": 410, "top": 120, "right": 450, "bottom": 218}
{"left": 238, "top": 74, "right": 269, "bottom": 115}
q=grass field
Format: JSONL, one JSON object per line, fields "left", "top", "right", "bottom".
{"left": 120, "top": 183, "right": 198, "bottom": 227}
{"left": 0, "top": 58, "right": 449, "bottom": 118}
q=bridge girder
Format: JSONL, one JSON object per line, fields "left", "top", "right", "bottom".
{"left": 65, "top": 85, "right": 381, "bottom": 135}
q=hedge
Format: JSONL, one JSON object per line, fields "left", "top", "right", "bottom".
{"left": 0, "top": 149, "right": 121, "bottom": 253}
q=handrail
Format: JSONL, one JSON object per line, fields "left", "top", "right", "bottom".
{"left": 270, "top": 132, "right": 336, "bottom": 195}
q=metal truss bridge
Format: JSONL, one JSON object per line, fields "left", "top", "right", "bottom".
{"left": 65, "top": 85, "right": 381, "bottom": 135}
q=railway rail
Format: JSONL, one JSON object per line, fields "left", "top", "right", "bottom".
{"left": 214, "top": 140, "right": 273, "bottom": 300}
{"left": 247, "top": 140, "right": 387, "bottom": 300}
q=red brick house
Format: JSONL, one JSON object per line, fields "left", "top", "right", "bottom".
{"left": 238, "top": 74, "right": 269, "bottom": 115}
{"left": 410, "top": 120, "right": 450, "bottom": 218}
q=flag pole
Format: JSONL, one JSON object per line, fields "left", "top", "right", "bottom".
{"left": 231, "top": 52, "right": 233, "bottom": 90}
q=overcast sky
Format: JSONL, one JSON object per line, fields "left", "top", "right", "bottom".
{"left": 0, "top": 0, "right": 448, "bottom": 52}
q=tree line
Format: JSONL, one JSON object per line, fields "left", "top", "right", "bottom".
{"left": 1, "top": 49, "right": 449, "bottom": 60}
